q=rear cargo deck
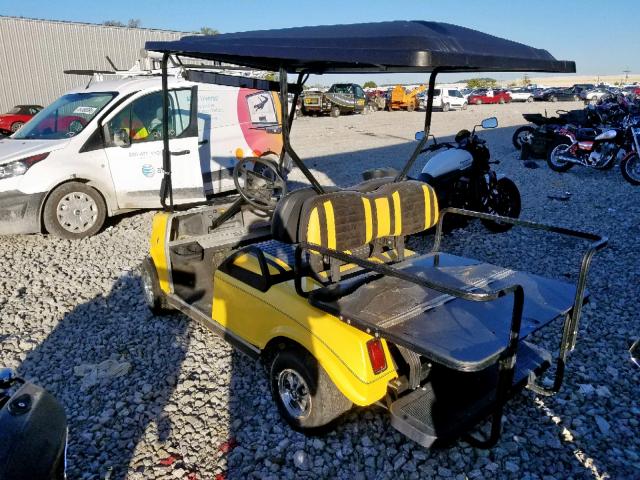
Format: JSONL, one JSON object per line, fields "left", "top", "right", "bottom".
{"left": 309, "top": 252, "right": 584, "bottom": 372}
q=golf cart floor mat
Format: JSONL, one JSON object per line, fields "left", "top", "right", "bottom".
{"left": 389, "top": 340, "right": 551, "bottom": 448}
{"left": 309, "top": 252, "right": 583, "bottom": 371}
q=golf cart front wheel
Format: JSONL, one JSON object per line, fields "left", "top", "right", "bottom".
{"left": 270, "top": 347, "right": 351, "bottom": 431}
{"left": 140, "top": 257, "right": 172, "bottom": 315}
{"left": 330, "top": 106, "right": 341, "bottom": 118}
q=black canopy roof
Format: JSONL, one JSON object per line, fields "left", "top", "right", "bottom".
{"left": 146, "top": 21, "right": 575, "bottom": 74}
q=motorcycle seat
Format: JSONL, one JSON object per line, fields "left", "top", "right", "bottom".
{"left": 576, "top": 128, "right": 597, "bottom": 141}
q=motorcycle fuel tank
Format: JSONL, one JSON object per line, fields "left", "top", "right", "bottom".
{"left": 422, "top": 148, "right": 473, "bottom": 178}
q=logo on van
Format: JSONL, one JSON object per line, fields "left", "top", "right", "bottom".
{"left": 141, "top": 164, "right": 155, "bottom": 178}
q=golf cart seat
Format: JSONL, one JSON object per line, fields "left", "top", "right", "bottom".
{"left": 271, "top": 177, "right": 397, "bottom": 244}
{"left": 292, "top": 180, "right": 582, "bottom": 371}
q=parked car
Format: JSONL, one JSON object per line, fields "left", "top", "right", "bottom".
{"left": 581, "top": 88, "right": 612, "bottom": 103}
{"left": 508, "top": 88, "right": 534, "bottom": 102}
{"left": 537, "top": 88, "right": 580, "bottom": 102}
{"left": 0, "top": 105, "right": 43, "bottom": 134}
{"left": 0, "top": 75, "right": 286, "bottom": 238}
{"left": 418, "top": 88, "right": 468, "bottom": 111}
{"left": 301, "top": 83, "right": 367, "bottom": 117}
{"left": 468, "top": 89, "right": 511, "bottom": 105}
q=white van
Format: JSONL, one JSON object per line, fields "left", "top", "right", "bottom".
{"left": 419, "top": 88, "right": 468, "bottom": 112}
{"left": 0, "top": 75, "right": 285, "bottom": 238}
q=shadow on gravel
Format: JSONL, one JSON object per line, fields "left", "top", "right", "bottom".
{"left": 16, "top": 272, "right": 190, "bottom": 479}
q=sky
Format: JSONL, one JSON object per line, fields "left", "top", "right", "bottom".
{"left": 1, "top": 0, "right": 638, "bottom": 85}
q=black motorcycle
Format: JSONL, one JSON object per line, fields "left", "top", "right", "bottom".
{"left": 363, "top": 117, "right": 520, "bottom": 233}
{"left": 0, "top": 368, "right": 67, "bottom": 480}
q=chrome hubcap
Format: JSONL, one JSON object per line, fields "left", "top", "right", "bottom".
{"left": 278, "top": 369, "right": 311, "bottom": 419}
{"left": 56, "top": 192, "right": 98, "bottom": 233}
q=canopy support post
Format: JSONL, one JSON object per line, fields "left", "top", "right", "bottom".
{"left": 160, "top": 52, "right": 174, "bottom": 211}
{"left": 279, "top": 67, "right": 325, "bottom": 194}
{"left": 395, "top": 68, "right": 441, "bottom": 182}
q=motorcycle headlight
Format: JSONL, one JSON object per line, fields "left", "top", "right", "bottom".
{"left": 0, "top": 152, "right": 49, "bottom": 180}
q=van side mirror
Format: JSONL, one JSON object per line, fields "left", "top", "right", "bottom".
{"left": 114, "top": 128, "right": 131, "bottom": 147}
{"left": 415, "top": 131, "right": 425, "bottom": 141}
{"left": 481, "top": 117, "right": 498, "bottom": 129}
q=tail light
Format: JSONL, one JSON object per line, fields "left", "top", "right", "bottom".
{"left": 366, "top": 338, "right": 387, "bottom": 374}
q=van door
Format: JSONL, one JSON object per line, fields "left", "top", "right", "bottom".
{"left": 103, "top": 88, "right": 204, "bottom": 209}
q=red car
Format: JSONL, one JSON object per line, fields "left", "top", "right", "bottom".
{"left": 0, "top": 105, "right": 43, "bottom": 134}
{"left": 468, "top": 89, "right": 512, "bottom": 105}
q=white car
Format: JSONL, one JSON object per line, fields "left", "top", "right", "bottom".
{"left": 0, "top": 75, "right": 285, "bottom": 238}
{"left": 582, "top": 88, "right": 611, "bottom": 103}
{"left": 507, "top": 88, "right": 534, "bottom": 102}
{"left": 420, "top": 88, "right": 468, "bottom": 111}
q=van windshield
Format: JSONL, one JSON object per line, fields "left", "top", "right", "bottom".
{"left": 12, "top": 92, "right": 116, "bottom": 140}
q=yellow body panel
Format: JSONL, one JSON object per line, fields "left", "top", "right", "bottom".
{"left": 212, "top": 268, "right": 397, "bottom": 406}
{"left": 150, "top": 213, "right": 171, "bottom": 294}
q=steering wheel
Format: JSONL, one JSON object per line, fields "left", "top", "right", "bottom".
{"left": 233, "top": 157, "right": 287, "bottom": 212}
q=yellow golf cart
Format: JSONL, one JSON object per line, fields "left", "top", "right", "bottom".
{"left": 140, "top": 21, "right": 606, "bottom": 448}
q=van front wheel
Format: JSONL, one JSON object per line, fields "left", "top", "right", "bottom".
{"left": 270, "top": 347, "right": 351, "bottom": 432}
{"left": 43, "top": 182, "right": 106, "bottom": 239}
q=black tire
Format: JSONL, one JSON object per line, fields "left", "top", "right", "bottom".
{"left": 481, "top": 177, "right": 522, "bottom": 233}
{"left": 512, "top": 126, "right": 536, "bottom": 150}
{"left": 140, "top": 257, "right": 172, "bottom": 315}
{"left": 10, "top": 121, "right": 24, "bottom": 132}
{"left": 43, "top": 182, "right": 106, "bottom": 239}
{"left": 270, "top": 347, "right": 352, "bottom": 432}
{"left": 526, "top": 96, "right": 534, "bottom": 103}
{"left": 330, "top": 106, "right": 341, "bottom": 118}
{"left": 547, "top": 140, "right": 574, "bottom": 172}
{"left": 621, "top": 152, "right": 640, "bottom": 185}
{"left": 442, "top": 103, "right": 450, "bottom": 112}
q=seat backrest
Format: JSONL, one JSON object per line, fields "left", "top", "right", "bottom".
{"left": 299, "top": 180, "right": 439, "bottom": 252}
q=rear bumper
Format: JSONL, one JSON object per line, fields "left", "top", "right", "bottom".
{"left": 0, "top": 190, "right": 45, "bottom": 235}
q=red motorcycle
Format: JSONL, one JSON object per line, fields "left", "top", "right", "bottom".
{"left": 547, "top": 125, "right": 622, "bottom": 172}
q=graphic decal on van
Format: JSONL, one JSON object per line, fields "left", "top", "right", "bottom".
{"left": 141, "top": 164, "right": 155, "bottom": 178}
{"left": 236, "top": 89, "right": 283, "bottom": 158}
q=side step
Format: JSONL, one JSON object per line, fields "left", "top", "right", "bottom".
{"left": 389, "top": 341, "right": 551, "bottom": 448}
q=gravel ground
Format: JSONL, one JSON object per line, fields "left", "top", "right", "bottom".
{"left": 1, "top": 101, "right": 638, "bottom": 479}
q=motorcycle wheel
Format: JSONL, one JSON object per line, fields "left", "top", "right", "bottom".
{"left": 620, "top": 152, "right": 640, "bottom": 185}
{"left": 512, "top": 126, "right": 536, "bottom": 150}
{"left": 547, "top": 140, "right": 574, "bottom": 172}
{"left": 481, "top": 177, "right": 522, "bottom": 233}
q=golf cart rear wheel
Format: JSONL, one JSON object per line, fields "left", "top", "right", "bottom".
{"left": 140, "top": 257, "right": 172, "bottom": 315}
{"left": 330, "top": 106, "right": 341, "bottom": 118}
{"left": 270, "top": 347, "right": 351, "bottom": 431}
{"left": 43, "top": 181, "right": 106, "bottom": 239}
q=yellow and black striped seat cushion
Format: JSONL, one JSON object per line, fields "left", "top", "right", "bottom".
{"left": 299, "top": 180, "right": 439, "bottom": 251}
